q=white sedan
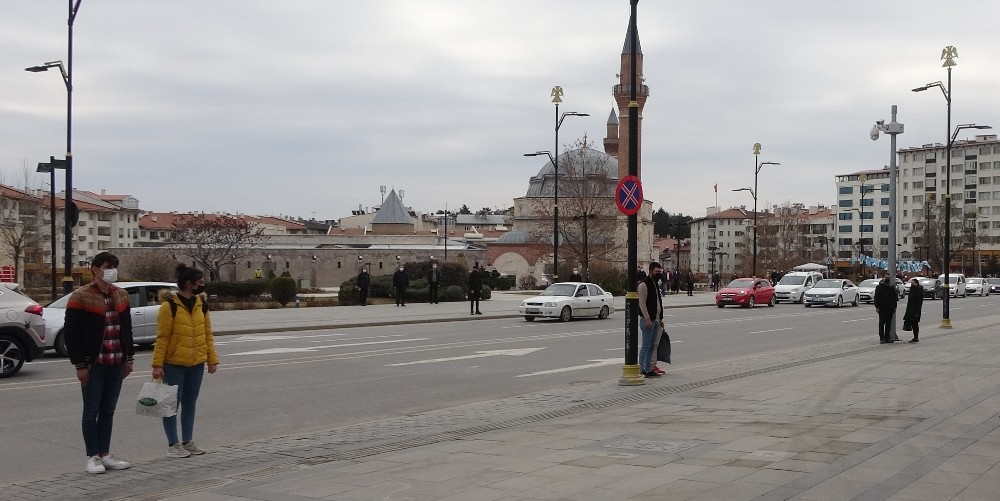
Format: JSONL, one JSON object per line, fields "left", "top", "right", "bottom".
{"left": 966, "top": 278, "right": 990, "bottom": 297}
{"left": 519, "top": 282, "right": 615, "bottom": 322}
{"left": 803, "top": 279, "right": 860, "bottom": 308}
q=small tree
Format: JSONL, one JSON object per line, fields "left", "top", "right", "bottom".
{"left": 0, "top": 184, "right": 45, "bottom": 283}
{"left": 269, "top": 276, "right": 297, "bottom": 306}
{"left": 125, "top": 251, "right": 178, "bottom": 282}
{"left": 169, "top": 213, "right": 270, "bottom": 281}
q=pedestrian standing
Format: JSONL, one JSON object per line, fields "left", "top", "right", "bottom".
{"left": 468, "top": 264, "right": 483, "bottom": 315}
{"left": 671, "top": 270, "right": 680, "bottom": 295}
{"left": 357, "top": 266, "right": 370, "bottom": 306}
{"left": 427, "top": 263, "right": 441, "bottom": 304}
{"left": 636, "top": 265, "right": 647, "bottom": 282}
{"left": 393, "top": 265, "right": 409, "bottom": 306}
{"left": 873, "top": 272, "right": 899, "bottom": 344}
{"left": 903, "top": 277, "right": 923, "bottom": 343}
{"left": 686, "top": 270, "right": 695, "bottom": 296}
{"left": 638, "top": 262, "right": 664, "bottom": 378}
{"left": 569, "top": 268, "right": 583, "bottom": 281}
{"left": 152, "top": 264, "right": 219, "bottom": 458}
{"left": 64, "top": 251, "right": 134, "bottom": 474}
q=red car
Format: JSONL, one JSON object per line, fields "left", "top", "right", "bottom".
{"left": 716, "top": 278, "right": 776, "bottom": 308}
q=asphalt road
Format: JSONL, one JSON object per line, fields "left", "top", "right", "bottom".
{"left": 2, "top": 295, "right": 997, "bottom": 484}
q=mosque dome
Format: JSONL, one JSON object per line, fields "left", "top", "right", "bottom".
{"left": 525, "top": 146, "right": 619, "bottom": 198}
{"left": 495, "top": 231, "right": 536, "bottom": 244}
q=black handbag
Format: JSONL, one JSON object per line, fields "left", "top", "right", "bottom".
{"left": 902, "top": 320, "right": 912, "bottom": 331}
{"left": 657, "top": 329, "right": 671, "bottom": 364}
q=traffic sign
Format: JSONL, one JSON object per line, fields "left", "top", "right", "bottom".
{"left": 615, "top": 175, "right": 643, "bottom": 216}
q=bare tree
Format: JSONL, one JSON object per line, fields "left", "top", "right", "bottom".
{"left": 169, "top": 213, "right": 269, "bottom": 281}
{"left": 0, "top": 174, "right": 46, "bottom": 284}
{"left": 123, "top": 250, "right": 178, "bottom": 282}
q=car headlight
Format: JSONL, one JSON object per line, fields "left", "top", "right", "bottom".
{"left": 737, "top": 291, "right": 746, "bottom": 296}
{"left": 544, "top": 302, "right": 555, "bottom": 307}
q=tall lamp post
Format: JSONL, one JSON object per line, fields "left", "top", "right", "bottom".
{"left": 26, "top": 0, "right": 82, "bottom": 294}
{"left": 620, "top": 0, "right": 642, "bottom": 386}
{"left": 35, "top": 158, "right": 67, "bottom": 299}
{"left": 750, "top": 143, "right": 779, "bottom": 278}
{"left": 732, "top": 187, "right": 756, "bottom": 275}
{"left": 851, "top": 173, "right": 869, "bottom": 280}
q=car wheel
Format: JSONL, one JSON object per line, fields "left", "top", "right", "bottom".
{"left": 598, "top": 306, "right": 610, "bottom": 319}
{"left": 852, "top": 295, "right": 858, "bottom": 307}
{"left": 559, "top": 306, "right": 572, "bottom": 322}
{"left": 0, "top": 334, "right": 26, "bottom": 379}
{"left": 717, "top": 303, "right": 725, "bottom": 308}
{"left": 54, "top": 330, "right": 68, "bottom": 357}
{"left": 835, "top": 296, "right": 843, "bottom": 308}
{"left": 745, "top": 296, "right": 755, "bottom": 308}
{"left": 524, "top": 316, "right": 535, "bottom": 322}
{"left": 768, "top": 296, "right": 775, "bottom": 307}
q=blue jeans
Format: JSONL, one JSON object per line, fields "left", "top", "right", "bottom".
{"left": 161, "top": 363, "right": 205, "bottom": 445}
{"left": 81, "top": 362, "right": 126, "bottom": 457}
{"left": 639, "top": 319, "right": 662, "bottom": 373}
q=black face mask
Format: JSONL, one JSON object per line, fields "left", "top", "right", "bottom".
{"left": 193, "top": 285, "right": 205, "bottom": 295}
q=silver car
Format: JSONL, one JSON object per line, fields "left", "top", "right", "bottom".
{"left": 0, "top": 283, "right": 47, "bottom": 378}
{"left": 966, "top": 278, "right": 989, "bottom": 297}
{"left": 43, "top": 282, "right": 177, "bottom": 356}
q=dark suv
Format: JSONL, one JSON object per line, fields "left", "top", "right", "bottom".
{"left": 0, "top": 283, "right": 46, "bottom": 378}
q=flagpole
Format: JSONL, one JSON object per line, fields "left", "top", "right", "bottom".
{"left": 714, "top": 183, "right": 718, "bottom": 209}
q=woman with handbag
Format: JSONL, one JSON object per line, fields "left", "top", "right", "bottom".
{"left": 903, "top": 277, "right": 924, "bottom": 343}
{"left": 151, "top": 264, "right": 219, "bottom": 458}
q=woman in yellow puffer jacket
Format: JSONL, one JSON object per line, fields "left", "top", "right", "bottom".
{"left": 151, "top": 264, "right": 218, "bottom": 459}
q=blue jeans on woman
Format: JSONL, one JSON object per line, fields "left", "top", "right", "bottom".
{"left": 161, "top": 363, "right": 205, "bottom": 445}
{"left": 638, "top": 319, "right": 662, "bottom": 373}
{"left": 81, "top": 362, "right": 126, "bottom": 457}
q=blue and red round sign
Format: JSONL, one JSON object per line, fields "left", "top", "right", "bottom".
{"left": 615, "top": 175, "right": 643, "bottom": 216}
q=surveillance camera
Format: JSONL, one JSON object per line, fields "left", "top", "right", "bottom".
{"left": 876, "top": 120, "right": 885, "bottom": 126}
{"left": 870, "top": 126, "right": 880, "bottom": 142}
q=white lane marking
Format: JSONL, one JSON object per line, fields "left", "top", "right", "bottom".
{"left": 516, "top": 358, "right": 621, "bottom": 377}
{"left": 385, "top": 347, "right": 545, "bottom": 366}
{"left": 748, "top": 328, "right": 792, "bottom": 334}
{"left": 841, "top": 318, "right": 869, "bottom": 323}
{"left": 228, "top": 338, "right": 428, "bottom": 356}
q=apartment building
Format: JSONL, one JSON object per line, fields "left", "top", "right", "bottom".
{"left": 834, "top": 168, "right": 892, "bottom": 273}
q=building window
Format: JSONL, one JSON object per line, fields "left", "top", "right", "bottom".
{"left": 913, "top": 167, "right": 924, "bottom": 176}
{"left": 838, "top": 213, "right": 853, "bottom": 221}
{"left": 838, "top": 225, "right": 853, "bottom": 233}
{"left": 901, "top": 223, "right": 910, "bottom": 230}
{"left": 880, "top": 225, "right": 890, "bottom": 232}
{"left": 862, "top": 211, "right": 874, "bottom": 220}
{"left": 881, "top": 184, "right": 889, "bottom": 192}
{"left": 913, "top": 181, "right": 923, "bottom": 189}
{"left": 838, "top": 186, "right": 854, "bottom": 195}
{"left": 980, "top": 192, "right": 991, "bottom": 201}
{"left": 839, "top": 238, "right": 853, "bottom": 245}
{"left": 880, "top": 198, "right": 889, "bottom": 206}
{"left": 880, "top": 211, "right": 890, "bottom": 219}
{"left": 861, "top": 199, "right": 874, "bottom": 207}
{"left": 839, "top": 200, "right": 853, "bottom": 208}
{"left": 980, "top": 177, "right": 992, "bottom": 185}
{"left": 860, "top": 225, "right": 874, "bottom": 233}
{"left": 913, "top": 195, "right": 924, "bottom": 203}
{"left": 981, "top": 162, "right": 992, "bottom": 170}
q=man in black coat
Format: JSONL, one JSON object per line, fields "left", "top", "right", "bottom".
{"left": 873, "top": 272, "right": 899, "bottom": 343}
{"left": 903, "top": 277, "right": 924, "bottom": 343}
{"left": 357, "top": 266, "right": 370, "bottom": 306}
{"left": 468, "top": 265, "right": 482, "bottom": 315}
{"left": 427, "top": 263, "right": 441, "bottom": 304}
{"left": 392, "top": 265, "right": 409, "bottom": 306}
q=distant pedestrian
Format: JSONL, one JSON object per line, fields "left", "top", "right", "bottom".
{"left": 65, "top": 252, "right": 134, "bottom": 474}
{"left": 427, "top": 263, "right": 441, "bottom": 304}
{"left": 873, "top": 272, "right": 899, "bottom": 344}
{"left": 569, "top": 268, "right": 583, "bottom": 282}
{"left": 686, "top": 270, "right": 694, "bottom": 296}
{"left": 903, "top": 277, "right": 923, "bottom": 343}
{"left": 636, "top": 266, "right": 647, "bottom": 282}
{"left": 468, "top": 265, "right": 483, "bottom": 315}
{"left": 152, "top": 264, "right": 219, "bottom": 458}
{"left": 392, "top": 265, "right": 409, "bottom": 306}
{"left": 357, "top": 266, "right": 370, "bottom": 306}
{"left": 671, "top": 270, "right": 680, "bottom": 295}
{"left": 638, "top": 262, "right": 665, "bottom": 378}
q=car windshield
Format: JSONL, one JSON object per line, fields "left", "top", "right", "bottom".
{"left": 777, "top": 275, "right": 806, "bottom": 285}
{"left": 814, "top": 280, "right": 843, "bottom": 288}
{"left": 917, "top": 278, "right": 936, "bottom": 286}
{"left": 941, "top": 276, "right": 960, "bottom": 284}
{"left": 859, "top": 279, "right": 879, "bottom": 287}
{"left": 968, "top": 278, "right": 983, "bottom": 284}
{"left": 539, "top": 284, "right": 579, "bottom": 297}
{"left": 726, "top": 279, "right": 754, "bottom": 288}
{"left": 988, "top": 278, "right": 1000, "bottom": 285}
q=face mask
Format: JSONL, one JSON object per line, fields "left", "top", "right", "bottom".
{"left": 399, "top": 267, "right": 404, "bottom": 272}
{"left": 432, "top": 265, "right": 437, "bottom": 269}
{"left": 101, "top": 268, "right": 118, "bottom": 284}
{"left": 193, "top": 286, "right": 205, "bottom": 294}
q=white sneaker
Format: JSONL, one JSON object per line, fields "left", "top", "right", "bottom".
{"left": 167, "top": 443, "right": 192, "bottom": 458}
{"left": 86, "top": 455, "right": 106, "bottom": 474}
{"left": 101, "top": 455, "right": 131, "bottom": 470}
{"left": 181, "top": 441, "right": 205, "bottom": 455}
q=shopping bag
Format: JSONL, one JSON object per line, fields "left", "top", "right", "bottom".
{"left": 902, "top": 320, "right": 912, "bottom": 332}
{"left": 656, "top": 329, "right": 672, "bottom": 364}
{"left": 136, "top": 380, "right": 178, "bottom": 418}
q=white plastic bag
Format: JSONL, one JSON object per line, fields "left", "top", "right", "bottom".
{"left": 136, "top": 380, "right": 178, "bottom": 418}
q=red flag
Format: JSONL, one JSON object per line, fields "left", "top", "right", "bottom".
{"left": 713, "top": 183, "right": 717, "bottom": 193}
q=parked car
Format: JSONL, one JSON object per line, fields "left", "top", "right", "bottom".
{"left": 987, "top": 278, "right": 1000, "bottom": 295}
{"left": 803, "top": 279, "right": 859, "bottom": 307}
{"left": 0, "top": 283, "right": 46, "bottom": 378}
{"left": 716, "top": 278, "right": 775, "bottom": 308}
{"left": 773, "top": 271, "right": 822, "bottom": 304}
{"left": 43, "top": 282, "right": 178, "bottom": 356}
{"left": 912, "top": 277, "right": 945, "bottom": 299}
{"left": 857, "top": 279, "right": 879, "bottom": 303}
{"left": 938, "top": 273, "right": 967, "bottom": 298}
{"left": 519, "top": 282, "right": 614, "bottom": 322}
{"left": 966, "top": 277, "right": 989, "bottom": 296}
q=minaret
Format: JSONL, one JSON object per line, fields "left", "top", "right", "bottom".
{"left": 613, "top": 22, "right": 648, "bottom": 181}
{"left": 603, "top": 108, "right": 619, "bottom": 159}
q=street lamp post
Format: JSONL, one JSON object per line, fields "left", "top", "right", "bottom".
{"left": 871, "top": 106, "right": 904, "bottom": 340}
{"left": 543, "top": 87, "right": 588, "bottom": 283}
{"left": 707, "top": 245, "right": 718, "bottom": 285}
{"left": 35, "top": 158, "right": 67, "bottom": 300}
{"left": 26, "top": 0, "right": 82, "bottom": 294}
{"left": 732, "top": 187, "right": 756, "bottom": 275}
{"left": 750, "top": 144, "right": 779, "bottom": 278}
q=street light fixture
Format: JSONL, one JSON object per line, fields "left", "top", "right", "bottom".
{"left": 749, "top": 144, "right": 779, "bottom": 278}
{"left": 26, "top": 0, "right": 82, "bottom": 294}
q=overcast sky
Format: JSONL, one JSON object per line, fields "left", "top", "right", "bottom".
{"left": 3, "top": 1, "right": 999, "bottom": 223}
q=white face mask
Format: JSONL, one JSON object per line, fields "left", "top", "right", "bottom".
{"left": 399, "top": 267, "right": 404, "bottom": 272}
{"left": 101, "top": 268, "right": 118, "bottom": 284}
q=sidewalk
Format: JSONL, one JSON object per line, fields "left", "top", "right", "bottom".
{"left": 209, "top": 290, "right": 716, "bottom": 335}
{"left": 11, "top": 297, "right": 1000, "bottom": 500}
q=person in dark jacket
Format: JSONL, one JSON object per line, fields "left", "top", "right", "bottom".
{"left": 357, "top": 266, "right": 370, "bottom": 306}
{"left": 685, "top": 270, "right": 695, "bottom": 296}
{"left": 873, "top": 272, "right": 899, "bottom": 344}
{"left": 392, "top": 265, "right": 409, "bottom": 306}
{"left": 903, "top": 277, "right": 924, "bottom": 343}
{"left": 65, "top": 252, "right": 135, "bottom": 474}
{"left": 569, "top": 268, "right": 583, "bottom": 282}
{"left": 468, "top": 265, "right": 483, "bottom": 314}
{"left": 427, "top": 263, "right": 441, "bottom": 304}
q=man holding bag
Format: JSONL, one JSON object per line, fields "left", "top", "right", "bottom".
{"left": 65, "top": 252, "right": 134, "bottom": 474}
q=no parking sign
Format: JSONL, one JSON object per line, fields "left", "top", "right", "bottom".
{"left": 615, "top": 175, "right": 643, "bottom": 216}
